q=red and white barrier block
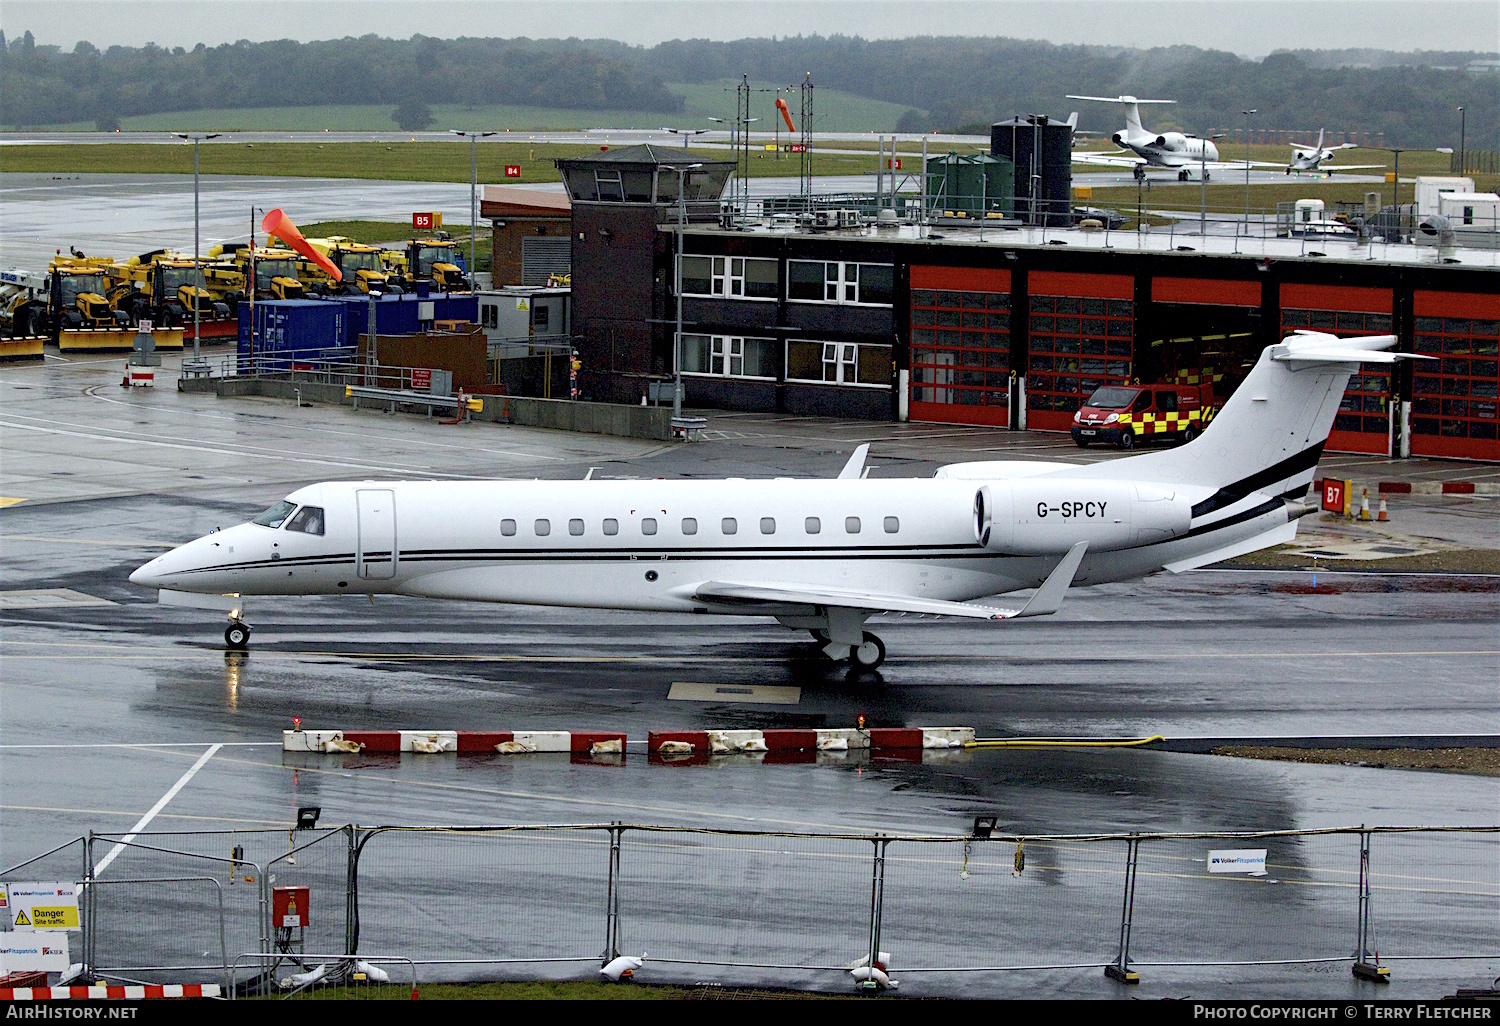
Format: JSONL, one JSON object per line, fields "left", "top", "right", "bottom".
{"left": 647, "top": 726, "right": 973, "bottom": 760}
{"left": 1, "top": 984, "right": 220, "bottom": 999}
{"left": 283, "top": 729, "right": 626, "bottom": 756}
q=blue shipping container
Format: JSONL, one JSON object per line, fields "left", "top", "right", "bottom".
{"left": 237, "top": 299, "right": 347, "bottom": 368}
{"left": 335, "top": 293, "right": 479, "bottom": 350}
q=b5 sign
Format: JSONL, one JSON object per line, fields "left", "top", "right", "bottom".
{"left": 413, "top": 212, "right": 443, "bottom": 230}
{"left": 504, "top": 165, "right": 522, "bottom": 178}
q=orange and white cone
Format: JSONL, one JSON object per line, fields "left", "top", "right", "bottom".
{"left": 1377, "top": 495, "right": 1388, "bottom": 522}
{"left": 1359, "top": 488, "right": 1371, "bottom": 521}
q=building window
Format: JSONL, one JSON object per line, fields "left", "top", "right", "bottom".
{"left": 787, "top": 261, "right": 894, "bottom": 306}
{"left": 1285, "top": 307, "right": 1396, "bottom": 437}
{"left": 603, "top": 518, "right": 619, "bottom": 536}
{"left": 534, "top": 519, "right": 550, "bottom": 536}
{"left": 910, "top": 288, "right": 1011, "bottom": 408}
{"left": 760, "top": 517, "right": 776, "bottom": 534}
{"left": 641, "top": 518, "right": 658, "bottom": 535}
{"left": 501, "top": 519, "right": 516, "bottom": 536}
{"left": 845, "top": 516, "right": 861, "bottom": 533}
{"left": 805, "top": 516, "right": 821, "bottom": 534}
{"left": 679, "top": 255, "right": 777, "bottom": 300}
{"left": 1027, "top": 294, "right": 1133, "bottom": 416}
{"left": 1411, "top": 315, "right": 1499, "bottom": 442}
{"left": 679, "top": 334, "right": 776, "bottom": 380}
{"left": 786, "top": 340, "right": 893, "bottom": 387}
{"left": 722, "top": 517, "right": 737, "bottom": 535}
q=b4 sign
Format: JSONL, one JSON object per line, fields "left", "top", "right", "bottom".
{"left": 505, "top": 165, "right": 522, "bottom": 178}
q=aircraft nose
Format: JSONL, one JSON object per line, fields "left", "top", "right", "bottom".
{"left": 130, "top": 556, "right": 165, "bottom": 588}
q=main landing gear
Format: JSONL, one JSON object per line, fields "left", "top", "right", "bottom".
{"left": 809, "top": 629, "right": 887, "bottom": 669}
{"left": 224, "top": 620, "right": 250, "bottom": 651}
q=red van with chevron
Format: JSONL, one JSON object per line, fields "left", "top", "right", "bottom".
{"left": 1071, "top": 382, "right": 1216, "bottom": 449}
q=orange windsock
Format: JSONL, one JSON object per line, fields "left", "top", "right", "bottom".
{"left": 261, "top": 208, "right": 341, "bottom": 283}
{"left": 775, "top": 97, "right": 796, "bottom": 134}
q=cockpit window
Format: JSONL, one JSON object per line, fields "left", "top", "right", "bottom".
{"left": 252, "top": 500, "right": 297, "bottom": 528}
{"left": 285, "top": 505, "right": 325, "bottom": 536}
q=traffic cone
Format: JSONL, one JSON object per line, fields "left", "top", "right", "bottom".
{"left": 1377, "top": 495, "right": 1388, "bottom": 522}
{"left": 1358, "top": 488, "right": 1371, "bottom": 521}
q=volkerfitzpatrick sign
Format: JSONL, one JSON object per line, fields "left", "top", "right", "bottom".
{"left": 0, "top": 934, "right": 70, "bottom": 973}
{"left": 1208, "top": 849, "right": 1268, "bottom": 876}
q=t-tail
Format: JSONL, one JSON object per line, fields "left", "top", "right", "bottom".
{"left": 1073, "top": 333, "right": 1416, "bottom": 499}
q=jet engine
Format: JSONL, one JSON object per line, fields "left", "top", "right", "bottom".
{"left": 974, "top": 480, "right": 1191, "bottom": 555}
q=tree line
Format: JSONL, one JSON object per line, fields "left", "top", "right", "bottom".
{"left": 1, "top": 29, "right": 1491, "bottom": 148}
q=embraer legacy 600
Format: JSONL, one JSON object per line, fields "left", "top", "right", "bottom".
{"left": 131, "top": 333, "right": 1419, "bottom": 668}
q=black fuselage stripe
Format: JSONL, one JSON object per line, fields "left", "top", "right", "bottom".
{"left": 1190, "top": 443, "right": 1325, "bottom": 519}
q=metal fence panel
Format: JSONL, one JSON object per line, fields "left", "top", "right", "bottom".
{"left": 1367, "top": 829, "right": 1500, "bottom": 961}
{"left": 881, "top": 836, "right": 1127, "bottom": 973}
{"left": 614, "top": 828, "right": 873, "bottom": 988}
{"left": 1127, "top": 831, "right": 1364, "bottom": 965}
{"left": 86, "top": 877, "right": 227, "bottom": 985}
{"left": 352, "top": 826, "right": 611, "bottom": 980}
{"left": 266, "top": 827, "right": 352, "bottom": 959}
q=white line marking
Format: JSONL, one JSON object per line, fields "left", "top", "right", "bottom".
{"left": 92, "top": 744, "right": 222, "bottom": 877}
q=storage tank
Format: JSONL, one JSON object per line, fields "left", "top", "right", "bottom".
{"left": 925, "top": 153, "right": 1015, "bottom": 219}
{"left": 991, "top": 115, "right": 1074, "bottom": 226}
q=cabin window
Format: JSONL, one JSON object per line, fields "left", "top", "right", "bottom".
{"left": 682, "top": 517, "right": 698, "bottom": 535}
{"left": 721, "top": 517, "right": 737, "bottom": 534}
{"left": 534, "top": 519, "right": 551, "bottom": 536}
{"left": 641, "top": 518, "right": 658, "bottom": 535}
{"left": 569, "top": 518, "right": 585, "bottom": 536}
{"left": 845, "top": 516, "right": 861, "bottom": 533}
{"left": 760, "top": 517, "right": 776, "bottom": 534}
{"left": 603, "top": 518, "right": 619, "bottom": 536}
{"left": 285, "top": 505, "right": 325, "bottom": 536}
{"left": 805, "top": 516, "right": 821, "bottom": 534}
{"left": 252, "top": 500, "right": 296, "bottom": 528}
{"left": 501, "top": 519, "right": 517, "bottom": 536}
{"left": 884, "top": 516, "right": 900, "bottom": 533}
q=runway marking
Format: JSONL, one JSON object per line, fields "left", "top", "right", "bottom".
{"left": 92, "top": 743, "right": 222, "bottom": 877}
{"left": 0, "top": 589, "right": 116, "bottom": 610}
{"left": 669, "top": 682, "right": 801, "bottom": 705}
{"left": 1, "top": 804, "right": 291, "bottom": 827}
{"left": 0, "top": 497, "right": 25, "bottom": 508}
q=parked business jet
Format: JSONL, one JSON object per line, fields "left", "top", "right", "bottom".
{"left": 1286, "top": 130, "right": 1384, "bottom": 177}
{"left": 1067, "top": 94, "right": 1256, "bottom": 182}
{"left": 132, "top": 334, "right": 1418, "bottom": 669}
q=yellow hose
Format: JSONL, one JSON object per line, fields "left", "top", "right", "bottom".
{"left": 964, "top": 735, "right": 1166, "bottom": 750}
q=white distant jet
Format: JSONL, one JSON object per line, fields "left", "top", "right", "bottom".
{"left": 1067, "top": 94, "right": 1258, "bottom": 181}
{"left": 1285, "top": 130, "right": 1385, "bottom": 176}
{"left": 132, "top": 334, "right": 1422, "bottom": 670}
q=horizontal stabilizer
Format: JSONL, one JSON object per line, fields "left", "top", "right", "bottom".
{"left": 1271, "top": 332, "right": 1429, "bottom": 369}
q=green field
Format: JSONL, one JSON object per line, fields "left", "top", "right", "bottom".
{"left": 0, "top": 140, "right": 892, "bottom": 181}
{"left": 24, "top": 82, "right": 918, "bottom": 135}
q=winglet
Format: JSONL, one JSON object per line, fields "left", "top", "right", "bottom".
{"left": 838, "top": 443, "right": 870, "bottom": 480}
{"left": 1014, "top": 542, "right": 1088, "bottom": 618}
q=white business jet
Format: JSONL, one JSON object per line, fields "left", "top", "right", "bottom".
{"left": 1068, "top": 94, "right": 1254, "bottom": 182}
{"left": 131, "top": 333, "right": 1419, "bottom": 670}
{"left": 1285, "top": 130, "right": 1384, "bottom": 177}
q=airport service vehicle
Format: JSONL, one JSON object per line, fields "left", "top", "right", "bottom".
{"left": 300, "top": 238, "right": 396, "bottom": 296}
{"left": 1068, "top": 95, "right": 1260, "bottom": 182}
{"left": 1, "top": 259, "right": 131, "bottom": 338}
{"left": 1285, "top": 130, "right": 1383, "bottom": 177}
{"left": 209, "top": 245, "right": 307, "bottom": 301}
{"left": 394, "top": 238, "right": 469, "bottom": 292}
{"left": 1072, "top": 382, "right": 1215, "bottom": 450}
{"left": 132, "top": 332, "right": 1419, "bottom": 668}
{"left": 112, "top": 251, "right": 237, "bottom": 328}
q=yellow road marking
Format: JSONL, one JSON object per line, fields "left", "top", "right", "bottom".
{"left": 0, "top": 497, "right": 26, "bottom": 508}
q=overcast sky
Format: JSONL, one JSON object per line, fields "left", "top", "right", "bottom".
{"left": 4, "top": 0, "right": 1496, "bottom": 57}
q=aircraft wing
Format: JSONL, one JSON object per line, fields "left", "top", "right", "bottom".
{"left": 1320, "top": 164, "right": 1386, "bottom": 172}
{"left": 1072, "top": 151, "right": 1145, "bottom": 169}
{"left": 690, "top": 542, "right": 1088, "bottom": 621}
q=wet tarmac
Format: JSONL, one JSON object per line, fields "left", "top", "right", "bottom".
{"left": 1, "top": 353, "right": 1496, "bottom": 997}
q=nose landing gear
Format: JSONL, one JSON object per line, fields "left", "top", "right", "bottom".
{"left": 224, "top": 620, "right": 250, "bottom": 651}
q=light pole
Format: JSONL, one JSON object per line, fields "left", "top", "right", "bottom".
{"left": 1458, "top": 107, "right": 1466, "bottom": 175}
{"left": 664, "top": 163, "right": 702, "bottom": 418}
{"left": 1241, "top": 109, "right": 1257, "bottom": 225}
{"left": 663, "top": 127, "right": 710, "bottom": 151}
{"left": 451, "top": 130, "right": 496, "bottom": 291}
{"left": 173, "top": 132, "right": 219, "bottom": 367}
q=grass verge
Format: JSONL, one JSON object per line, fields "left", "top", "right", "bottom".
{"left": 1212, "top": 746, "right": 1500, "bottom": 777}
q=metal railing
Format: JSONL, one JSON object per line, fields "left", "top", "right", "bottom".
{"left": 4, "top": 822, "right": 1492, "bottom": 995}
